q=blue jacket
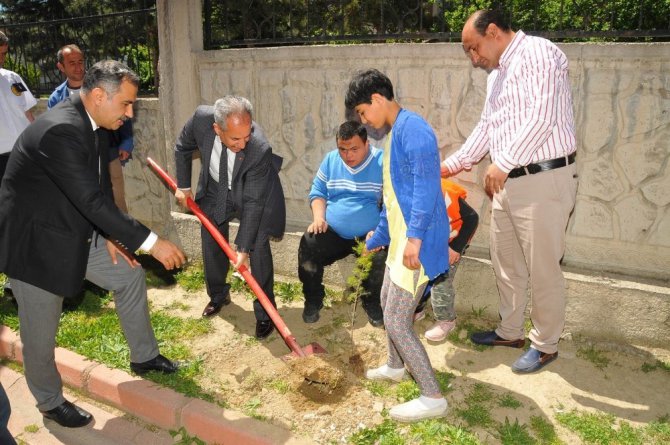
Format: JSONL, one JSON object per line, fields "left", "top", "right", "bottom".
{"left": 366, "top": 109, "right": 449, "bottom": 280}
{"left": 48, "top": 80, "right": 134, "bottom": 156}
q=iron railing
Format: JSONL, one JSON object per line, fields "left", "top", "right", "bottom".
{"left": 0, "top": 8, "right": 158, "bottom": 95}
{"left": 203, "top": 0, "right": 670, "bottom": 49}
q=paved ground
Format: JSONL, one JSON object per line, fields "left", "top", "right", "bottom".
{"left": 2, "top": 366, "right": 175, "bottom": 445}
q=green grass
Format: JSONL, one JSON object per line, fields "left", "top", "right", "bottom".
{"left": 498, "top": 417, "right": 536, "bottom": 445}
{"left": 1, "top": 284, "right": 217, "bottom": 403}
{"left": 170, "top": 426, "right": 206, "bottom": 445}
{"left": 556, "top": 410, "right": 670, "bottom": 445}
{"left": 0, "top": 273, "right": 6, "bottom": 297}
{"left": 395, "top": 379, "right": 420, "bottom": 402}
{"left": 466, "top": 383, "right": 495, "bottom": 404}
{"left": 499, "top": 393, "right": 523, "bottom": 409}
{"left": 274, "top": 280, "right": 303, "bottom": 304}
{"left": 363, "top": 379, "right": 393, "bottom": 397}
{"left": 23, "top": 424, "right": 39, "bottom": 433}
{"left": 641, "top": 360, "right": 670, "bottom": 374}
{"left": 409, "top": 419, "right": 481, "bottom": 445}
{"left": 530, "top": 415, "right": 562, "bottom": 444}
{"left": 457, "top": 403, "right": 493, "bottom": 427}
{"left": 349, "top": 419, "right": 404, "bottom": 445}
{"left": 175, "top": 263, "right": 206, "bottom": 292}
{"left": 243, "top": 397, "right": 266, "bottom": 420}
{"left": 267, "top": 378, "right": 290, "bottom": 394}
{"left": 576, "top": 346, "right": 610, "bottom": 370}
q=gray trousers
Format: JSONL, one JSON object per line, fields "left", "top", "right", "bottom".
{"left": 11, "top": 239, "right": 159, "bottom": 411}
{"left": 430, "top": 260, "right": 459, "bottom": 321}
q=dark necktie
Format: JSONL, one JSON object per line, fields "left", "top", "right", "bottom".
{"left": 212, "top": 147, "right": 228, "bottom": 223}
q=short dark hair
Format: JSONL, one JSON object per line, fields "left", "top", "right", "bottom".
{"left": 57, "top": 44, "right": 83, "bottom": 64}
{"left": 336, "top": 121, "right": 367, "bottom": 143}
{"left": 471, "top": 9, "right": 511, "bottom": 35}
{"left": 345, "top": 69, "right": 394, "bottom": 110}
{"left": 82, "top": 60, "right": 139, "bottom": 96}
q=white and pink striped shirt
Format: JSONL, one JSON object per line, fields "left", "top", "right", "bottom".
{"left": 444, "top": 31, "right": 576, "bottom": 174}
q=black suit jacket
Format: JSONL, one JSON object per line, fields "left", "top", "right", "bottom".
{"left": 174, "top": 105, "right": 285, "bottom": 251}
{"left": 0, "top": 96, "right": 150, "bottom": 297}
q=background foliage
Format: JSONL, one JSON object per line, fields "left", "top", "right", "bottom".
{"left": 204, "top": 0, "right": 670, "bottom": 48}
{"left": 0, "top": 0, "right": 157, "bottom": 94}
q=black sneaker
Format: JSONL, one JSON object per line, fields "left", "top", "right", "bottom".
{"left": 367, "top": 316, "right": 384, "bottom": 328}
{"left": 302, "top": 305, "right": 320, "bottom": 323}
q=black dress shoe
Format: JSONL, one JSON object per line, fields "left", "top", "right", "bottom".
{"left": 202, "top": 295, "right": 231, "bottom": 317}
{"left": 470, "top": 330, "right": 526, "bottom": 348}
{"left": 255, "top": 320, "right": 275, "bottom": 339}
{"left": 367, "top": 316, "right": 384, "bottom": 328}
{"left": 41, "top": 400, "right": 93, "bottom": 428}
{"left": 130, "top": 354, "right": 179, "bottom": 375}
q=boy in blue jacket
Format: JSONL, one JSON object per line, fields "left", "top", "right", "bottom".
{"left": 345, "top": 69, "right": 449, "bottom": 422}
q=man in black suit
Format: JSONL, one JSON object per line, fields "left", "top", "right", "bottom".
{"left": 0, "top": 60, "right": 186, "bottom": 429}
{"left": 174, "top": 96, "right": 285, "bottom": 340}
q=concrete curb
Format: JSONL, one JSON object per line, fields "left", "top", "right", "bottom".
{"left": 0, "top": 326, "right": 311, "bottom": 445}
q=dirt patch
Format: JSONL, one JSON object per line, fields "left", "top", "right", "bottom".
{"left": 148, "top": 281, "right": 670, "bottom": 444}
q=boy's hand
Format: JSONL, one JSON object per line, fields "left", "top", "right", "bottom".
{"left": 448, "top": 247, "right": 461, "bottom": 265}
{"left": 403, "top": 238, "right": 422, "bottom": 270}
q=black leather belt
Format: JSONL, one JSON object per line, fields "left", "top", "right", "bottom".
{"left": 507, "top": 153, "right": 576, "bottom": 179}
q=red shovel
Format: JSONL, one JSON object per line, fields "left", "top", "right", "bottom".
{"left": 146, "top": 157, "right": 326, "bottom": 359}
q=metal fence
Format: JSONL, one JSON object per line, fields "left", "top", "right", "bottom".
{"left": 0, "top": 8, "right": 158, "bottom": 96}
{"left": 203, "top": 0, "right": 670, "bottom": 49}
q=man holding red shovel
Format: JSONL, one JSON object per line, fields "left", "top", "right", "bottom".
{"left": 174, "top": 96, "right": 285, "bottom": 340}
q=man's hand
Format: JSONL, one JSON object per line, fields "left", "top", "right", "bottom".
{"left": 233, "top": 251, "right": 249, "bottom": 270}
{"left": 106, "top": 239, "right": 140, "bottom": 268}
{"left": 448, "top": 247, "right": 461, "bottom": 266}
{"left": 484, "top": 164, "right": 509, "bottom": 196}
{"left": 175, "top": 189, "right": 194, "bottom": 208}
{"left": 440, "top": 165, "right": 451, "bottom": 178}
{"left": 403, "top": 237, "right": 422, "bottom": 270}
{"left": 118, "top": 150, "right": 131, "bottom": 161}
{"left": 149, "top": 238, "right": 186, "bottom": 270}
{"left": 307, "top": 217, "right": 328, "bottom": 234}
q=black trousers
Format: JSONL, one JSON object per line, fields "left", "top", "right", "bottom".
{"left": 298, "top": 227, "right": 384, "bottom": 319}
{"left": 199, "top": 180, "right": 276, "bottom": 322}
{"left": 0, "top": 153, "right": 10, "bottom": 184}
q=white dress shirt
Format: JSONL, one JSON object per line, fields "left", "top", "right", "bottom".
{"left": 443, "top": 30, "right": 576, "bottom": 174}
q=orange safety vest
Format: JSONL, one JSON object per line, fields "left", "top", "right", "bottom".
{"left": 441, "top": 179, "right": 467, "bottom": 242}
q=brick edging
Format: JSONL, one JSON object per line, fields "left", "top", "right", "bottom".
{"left": 0, "top": 324, "right": 308, "bottom": 445}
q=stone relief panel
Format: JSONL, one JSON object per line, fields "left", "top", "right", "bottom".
{"left": 160, "top": 42, "right": 670, "bottom": 278}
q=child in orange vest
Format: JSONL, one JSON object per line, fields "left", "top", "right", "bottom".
{"left": 415, "top": 179, "right": 479, "bottom": 341}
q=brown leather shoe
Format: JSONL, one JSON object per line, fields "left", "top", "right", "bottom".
{"left": 471, "top": 330, "right": 526, "bottom": 348}
{"left": 202, "top": 301, "right": 223, "bottom": 317}
{"left": 202, "top": 295, "right": 231, "bottom": 317}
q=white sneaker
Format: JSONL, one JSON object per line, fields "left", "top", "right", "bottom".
{"left": 413, "top": 310, "right": 426, "bottom": 322}
{"left": 365, "top": 364, "right": 406, "bottom": 382}
{"left": 424, "top": 320, "right": 456, "bottom": 342}
{"left": 389, "top": 396, "right": 448, "bottom": 423}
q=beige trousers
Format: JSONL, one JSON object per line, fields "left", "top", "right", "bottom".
{"left": 491, "top": 163, "right": 578, "bottom": 354}
{"left": 109, "top": 158, "right": 128, "bottom": 213}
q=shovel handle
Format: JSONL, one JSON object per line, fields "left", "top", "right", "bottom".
{"left": 146, "top": 157, "right": 306, "bottom": 357}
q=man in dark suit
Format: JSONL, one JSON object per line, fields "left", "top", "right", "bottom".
{"left": 174, "top": 95, "right": 285, "bottom": 340}
{"left": 0, "top": 60, "right": 186, "bottom": 429}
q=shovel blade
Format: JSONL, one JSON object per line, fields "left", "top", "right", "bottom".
{"left": 281, "top": 342, "right": 327, "bottom": 361}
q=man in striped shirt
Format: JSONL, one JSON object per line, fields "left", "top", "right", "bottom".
{"left": 442, "top": 10, "right": 578, "bottom": 373}
{"left": 299, "top": 121, "right": 385, "bottom": 326}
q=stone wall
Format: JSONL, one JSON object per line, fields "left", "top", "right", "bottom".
{"left": 172, "top": 43, "right": 669, "bottom": 281}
